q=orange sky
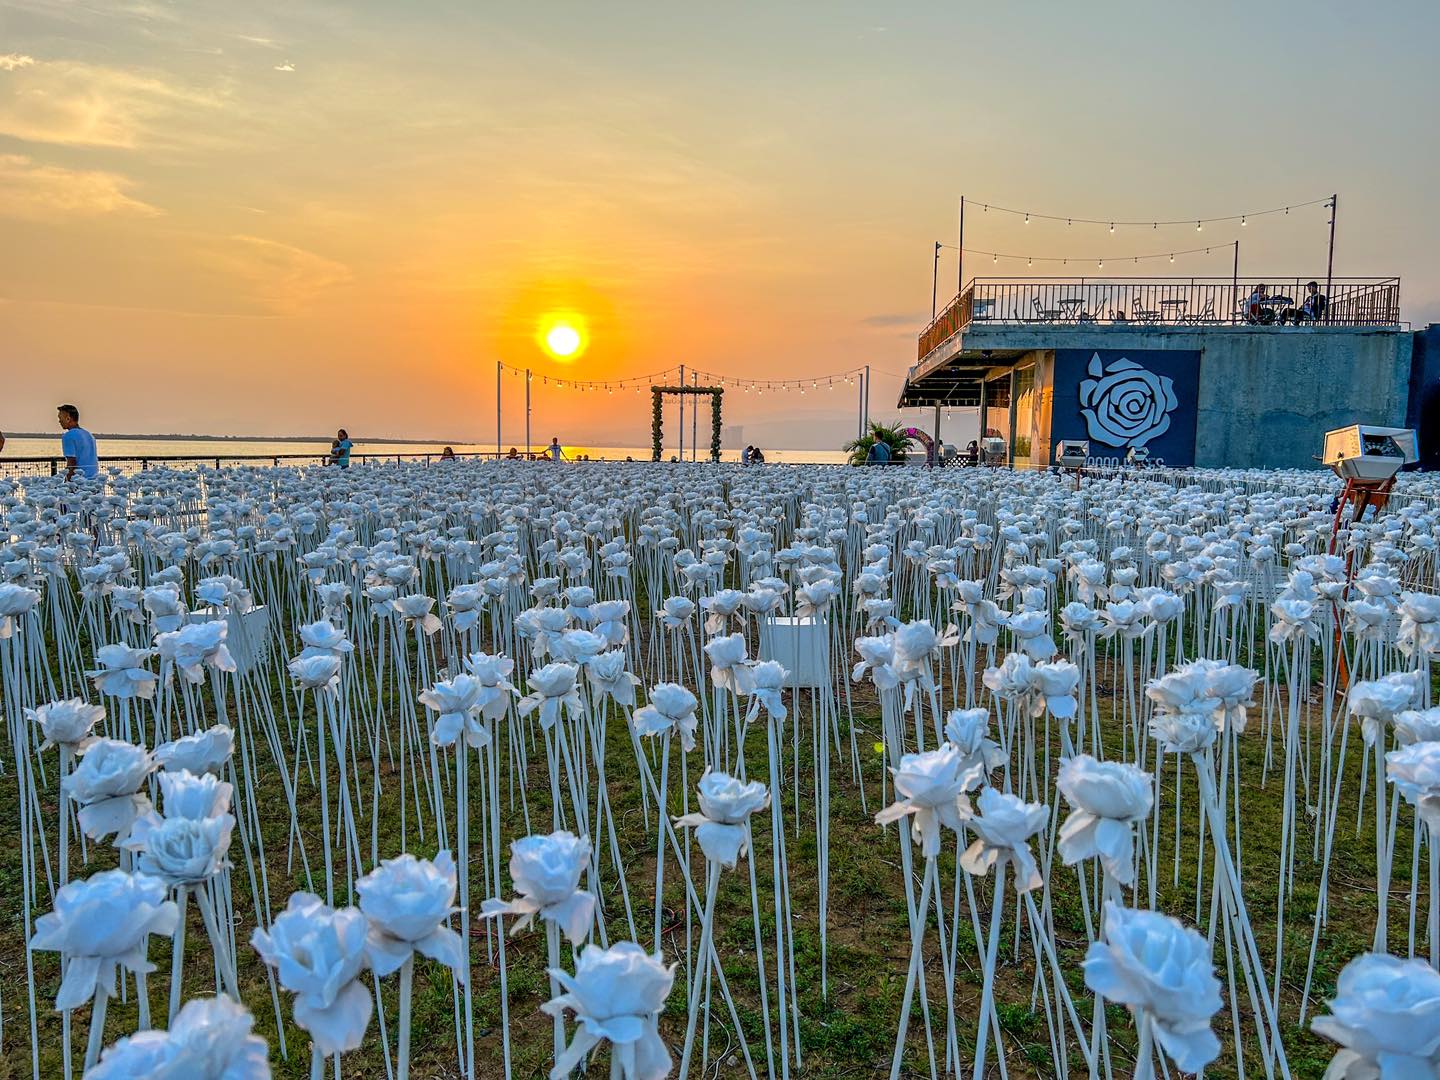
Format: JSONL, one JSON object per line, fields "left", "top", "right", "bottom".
{"left": 2, "top": 2, "right": 1437, "bottom": 449}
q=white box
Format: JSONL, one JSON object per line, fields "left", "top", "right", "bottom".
{"left": 759, "top": 615, "right": 828, "bottom": 688}
{"left": 190, "top": 605, "right": 273, "bottom": 674}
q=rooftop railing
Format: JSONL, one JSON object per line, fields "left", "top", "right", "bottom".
{"left": 917, "top": 275, "right": 1402, "bottom": 360}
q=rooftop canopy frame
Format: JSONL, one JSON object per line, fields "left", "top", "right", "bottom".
{"left": 651, "top": 385, "right": 724, "bottom": 462}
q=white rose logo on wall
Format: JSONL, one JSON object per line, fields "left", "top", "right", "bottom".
{"left": 1078, "top": 352, "right": 1178, "bottom": 448}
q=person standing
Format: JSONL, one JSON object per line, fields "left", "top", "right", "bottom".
{"left": 57, "top": 404, "right": 98, "bottom": 480}
{"left": 547, "top": 436, "right": 566, "bottom": 462}
{"left": 741, "top": 445, "right": 753, "bottom": 466}
{"left": 331, "top": 429, "right": 353, "bottom": 468}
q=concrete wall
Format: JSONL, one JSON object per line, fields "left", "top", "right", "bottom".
{"left": 1406, "top": 325, "right": 1440, "bottom": 470}
{"left": 951, "top": 323, "right": 1414, "bottom": 470}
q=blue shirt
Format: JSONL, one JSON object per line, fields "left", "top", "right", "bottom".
{"left": 335, "top": 438, "right": 353, "bottom": 468}
{"left": 61, "top": 427, "right": 99, "bottom": 479}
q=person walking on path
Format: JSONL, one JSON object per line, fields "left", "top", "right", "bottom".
{"left": 57, "top": 404, "right": 98, "bottom": 480}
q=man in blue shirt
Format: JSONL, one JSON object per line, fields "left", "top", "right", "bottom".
{"left": 57, "top": 404, "right": 98, "bottom": 480}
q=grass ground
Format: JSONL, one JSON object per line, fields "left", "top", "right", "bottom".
{"left": 0, "top": 633, "right": 1418, "bottom": 1079}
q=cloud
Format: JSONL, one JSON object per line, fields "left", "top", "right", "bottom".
{"left": 861, "top": 311, "right": 925, "bottom": 328}
{"left": 0, "top": 54, "right": 36, "bottom": 71}
{"left": 199, "top": 235, "right": 352, "bottom": 313}
{"left": 0, "top": 57, "right": 219, "bottom": 148}
{"left": 0, "top": 153, "right": 161, "bottom": 221}
{"left": 273, "top": 62, "right": 295, "bottom": 72}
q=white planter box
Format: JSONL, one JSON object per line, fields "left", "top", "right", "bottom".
{"left": 189, "top": 605, "right": 273, "bottom": 674}
{"left": 759, "top": 615, "right": 828, "bottom": 688}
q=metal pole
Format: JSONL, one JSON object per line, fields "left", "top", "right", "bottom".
{"left": 957, "top": 195, "right": 965, "bottom": 295}
{"left": 678, "top": 364, "right": 685, "bottom": 461}
{"left": 691, "top": 370, "right": 698, "bottom": 462}
{"left": 496, "top": 360, "right": 501, "bottom": 460}
{"left": 863, "top": 364, "right": 870, "bottom": 431}
{"left": 1325, "top": 193, "right": 1337, "bottom": 322}
{"left": 932, "top": 241, "right": 941, "bottom": 319}
{"left": 933, "top": 404, "right": 941, "bottom": 467}
{"left": 1232, "top": 241, "right": 1239, "bottom": 324}
{"left": 857, "top": 373, "right": 864, "bottom": 438}
{"left": 525, "top": 368, "right": 531, "bottom": 459}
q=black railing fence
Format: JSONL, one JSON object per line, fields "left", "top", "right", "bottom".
{"left": 0, "top": 450, "right": 506, "bottom": 480}
{"left": 918, "top": 275, "right": 1401, "bottom": 359}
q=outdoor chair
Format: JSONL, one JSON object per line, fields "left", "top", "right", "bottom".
{"left": 1133, "top": 294, "right": 1161, "bottom": 322}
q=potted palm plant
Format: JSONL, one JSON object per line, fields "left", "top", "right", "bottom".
{"left": 843, "top": 421, "right": 913, "bottom": 466}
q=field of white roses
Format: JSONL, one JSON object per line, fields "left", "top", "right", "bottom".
{"left": 2, "top": 458, "right": 1439, "bottom": 1079}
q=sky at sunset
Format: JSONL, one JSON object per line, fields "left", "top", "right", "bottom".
{"left": 2, "top": 1, "right": 1438, "bottom": 449}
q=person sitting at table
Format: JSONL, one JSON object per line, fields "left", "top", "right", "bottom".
{"left": 1299, "top": 281, "right": 1327, "bottom": 323}
{"left": 1245, "top": 284, "right": 1273, "bottom": 325}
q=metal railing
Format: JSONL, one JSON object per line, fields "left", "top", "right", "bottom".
{"left": 917, "top": 275, "right": 1402, "bottom": 360}
{"left": 0, "top": 450, "right": 509, "bottom": 479}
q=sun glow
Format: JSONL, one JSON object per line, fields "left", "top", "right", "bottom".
{"left": 537, "top": 313, "right": 588, "bottom": 361}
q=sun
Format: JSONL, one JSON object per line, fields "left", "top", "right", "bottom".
{"left": 537, "top": 312, "right": 588, "bottom": 361}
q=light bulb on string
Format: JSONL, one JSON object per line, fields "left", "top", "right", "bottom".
{"left": 1023, "top": 213, "right": 1029, "bottom": 224}
{"left": 1169, "top": 254, "right": 1175, "bottom": 263}
{"left": 1109, "top": 223, "right": 1114, "bottom": 233}
{"left": 1196, "top": 221, "right": 1202, "bottom": 231}
{"left": 1027, "top": 257, "right": 1032, "bottom": 267}
{"left": 1241, "top": 216, "right": 1246, "bottom": 226}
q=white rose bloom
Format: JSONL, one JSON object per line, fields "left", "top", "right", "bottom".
{"left": 357, "top": 850, "right": 464, "bottom": 979}
{"left": 874, "top": 745, "right": 984, "bottom": 857}
{"left": 0, "top": 581, "right": 41, "bottom": 637}
{"left": 85, "top": 1029, "right": 179, "bottom": 1078}
{"left": 461, "top": 651, "right": 518, "bottom": 720}
{"left": 1031, "top": 659, "right": 1080, "bottom": 719}
{"left": 1145, "top": 668, "right": 1220, "bottom": 722}
{"left": 704, "top": 633, "right": 753, "bottom": 695}
{"left": 392, "top": 593, "right": 442, "bottom": 635}
{"left": 1269, "top": 597, "right": 1318, "bottom": 644}
{"left": 1398, "top": 592, "right": 1440, "bottom": 659}
{"left": 1350, "top": 672, "right": 1423, "bottom": 746}
{"left": 1083, "top": 902, "right": 1222, "bottom": 1073}
{"left": 30, "top": 868, "right": 179, "bottom": 1009}
{"left": 1056, "top": 755, "right": 1153, "bottom": 886}
{"left": 167, "top": 995, "right": 272, "bottom": 1078}
{"left": 1395, "top": 708, "right": 1440, "bottom": 747}
{"left": 674, "top": 770, "right": 769, "bottom": 868}
{"left": 632, "top": 683, "right": 699, "bottom": 751}
{"left": 590, "top": 599, "right": 630, "bottom": 646}
{"left": 88, "top": 643, "right": 158, "bottom": 700}
{"left": 1387, "top": 742, "right": 1440, "bottom": 829}
{"left": 944, "top": 708, "right": 1006, "bottom": 776}
{"left": 1311, "top": 952, "right": 1440, "bottom": 1078}
{"left": 446, "top": 583, "right": 487, "bottom": 632}
{"left": 744, "top": 659, "right": 789, "bottom": 722}
{"left": 1149, "top": 709, "right": 1218, "bottom": 754}
{"left": 480, "top": 830, "right": 596, "bottom": 944}
{"left": 585, "top": 649, "right": 640, "bottom": 707}
{"left": 1006, "top": 609, "right": 1057, "bottom": 661}
{"left": 155, "top": 622, "right": 236, "bottom": 684}
{"left": 287, "top": 653, "right": 342, "bottom": 692}
{"left": 1060, "top": 601, "right": 1103, "bottom": 639}
{"left": 1187, "top": 659, "right": 1259, "bottom": 733}
{"left": 141, "top": 584, "right": 187, "bottom": 633}
{"left": 517, "top": 662, "right": 583, "bottom": 730}
{"left": 957, "top": 786, "right": 1049, "bottom": 892}
{"left": 297, "top": 620, "right": 353, "bottom": 661}
{"left": 27, "top": 698, "right": 104, "bottom": 752}
{"left": 128, "top": 772, "right": 235, "bottom": 886}
{"left": 63, "top": 737, "right": 156, "bottom": 843}
{"left": 983, "top": 651, "right": 1034, "bottom": 703}
{"left": 419, "top": 674, "right": 491, "bottom": 748}
{"left": 153, "top": 724, "right": 234, "bottom": 775}
{"left": 656, "top": 595, "right": 695, "bottom": 630}
{"left": 250, "top": 892, "right": 373, "bottom": 1056}
{"left": 852, "top": 634, "right": 900, "bottom": 691}
{"left": 558, "top": 628, "right": 608, "bottom": 665}
{"left": 542, "top": 941, "right": 676, "bottom": 1080}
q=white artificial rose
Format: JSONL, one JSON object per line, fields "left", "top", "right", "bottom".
{"left": 153, "top": 725, "right": 234, "bottom": 775}
{"left": 517, "top": 662, "right": 583, "bottom": 730}
{"left": 744, "top": 660, "right": 789, "bottom": 722}
{"left": 27, "top": 698, "right": 104, "bottom": 752}
{"left": 155, "top": 621, "right": 236, "bottom": 684}
{"left": 480, "top": 830, "right": 596, "bottom": 944}
{"left": 250, "top": 892, "right": 373, "bottom": 1056}
{"left": 585, "top": 649, "right": 639, "bottom": 707}
{"left": 1395, "top": 708, "right": 1440, "bottom": 747}
{"left": 944, "top": 708, "right": 1006, "bottom": 776}
{"left": 875, "top": 745, "right": 983, "bottom": 857}
{"left": 419, "top": 674, "right": 490, "bottom": 749}
{"left": 674, "top": 770, "right": 770, "bottom": 868}
{"left": 63, "top": 737, "right": 156, "bottom": 843}
{"left": 704, "top": 633, "right": 752, "bottom": 694}
{"left": 88, "top": 643, "right": 158, "bottom": 700}
{"left": 297, "top": 620, "right": 352, "bottom": 660}
{"left": 30, "top": 868, "right": 179, "bottom": 1009}
{"left": 1310, "top": 952, "right": 1440, "bottom": 1078}
{"left": 852, "top": 634, "right": 899, "bottom": 691}
{"left": 541, "top": 941, "right": 676, "bottom": 1080}
{"left": 167, "top": 995, "right": 272, "bottom": 1078}
{"left": 1083, "top": 902, "right": 1222, "bottom": 1073}
{"left": 1387, "top": 742, "right": 1440, "bottom": 829}
{"left": 1056, "top": 755, "right": 1152, "bottom": 886}
{"left": 632, "top": 682, "right": 699, "bottom": 751}
{"left": 957, "top": 786, "right": 1049, "bottom": 892}
{"left": 288, "top": 653, "right": 342, "bottom": 692}
{"left": 357, "top": 850, "right": 464, "bottom": 979}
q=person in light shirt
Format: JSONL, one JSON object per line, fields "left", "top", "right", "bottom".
{"left": 547, "top": 436, "right": 566, "bottom": 462}
{"left": 57, "top": 404, "right": 98, "bottom": 481}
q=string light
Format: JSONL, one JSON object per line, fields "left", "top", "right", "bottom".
{"left": 938, "top": 242, "right": 1232, "bottom": 266}
{"left": 971, "top": 194, "right": 1329, "bottom": 228}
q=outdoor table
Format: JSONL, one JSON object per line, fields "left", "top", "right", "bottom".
{"left": 1158, "top": 298, "right": 1188, "bottom": 321}
{"left": 1058, "top": 297, "right": 1085, "bottom": 320}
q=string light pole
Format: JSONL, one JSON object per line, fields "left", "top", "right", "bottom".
{"left": 495, "top": 359, "right": 501, "bottom": 461}
{"left": 932, "top": 241, "right": 942, "bottom": 319}
{"left": 525, "top": 369, "right": 532, "bottom": 460}
{"left": 1326, "top": 194, "right": 1338, "bottom": 321}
